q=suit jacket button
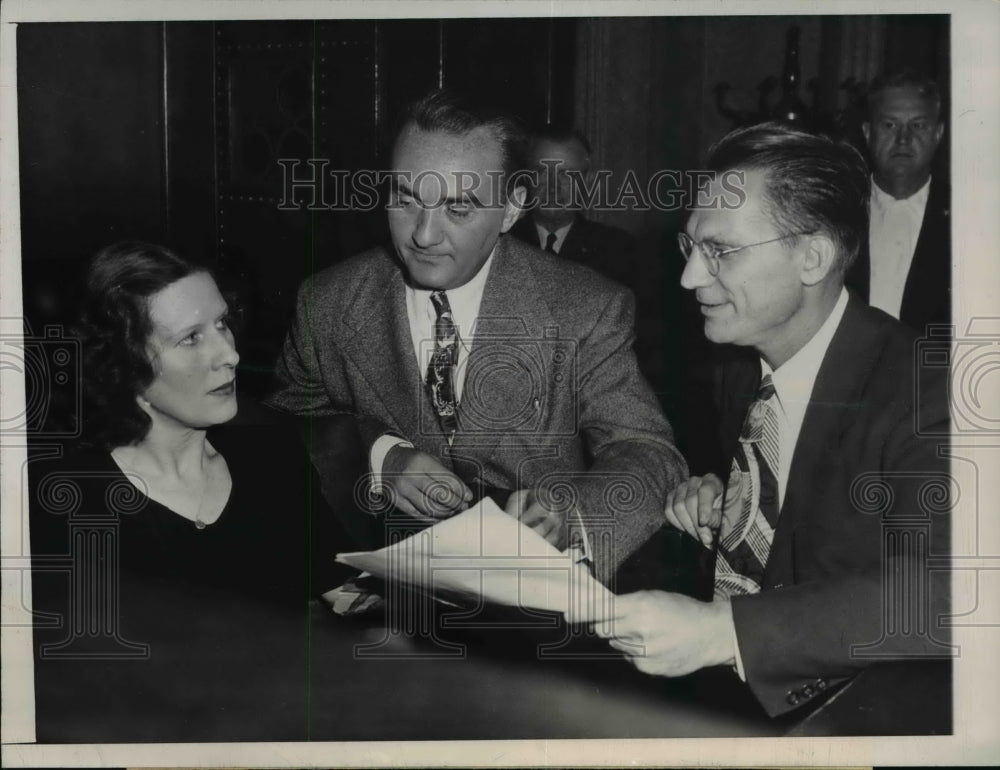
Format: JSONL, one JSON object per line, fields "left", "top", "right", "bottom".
{"left": 786, "top": 692, "right": 800, "bottom": 706}
{"left": 816, "top": 678, "right": 827, "bottom": 690}
{"left": 802, "top": 685, "right": 815, "bottom": 698}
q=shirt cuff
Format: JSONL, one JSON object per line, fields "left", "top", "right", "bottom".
{"left": 369, "top": 434, "right": 413, "bottom": 495}
{"left": 571, "top": 507, "right": 593, "bottom": 561}
{"left": 563, "top": 507, "right": 596, "bottom": 574}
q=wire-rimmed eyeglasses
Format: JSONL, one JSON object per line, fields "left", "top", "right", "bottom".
{"left": 677, "top": 231, "right": 814, "bottom": 276}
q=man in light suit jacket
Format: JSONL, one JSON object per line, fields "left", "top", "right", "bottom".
{"left": 847, "top": 70, "right": 950, "bottom": 333}
{"left": 266, "top": 90, "right": 686, "bottom": 584}
{"left": 597, "top": 123, "right": 951, "bottom": 717}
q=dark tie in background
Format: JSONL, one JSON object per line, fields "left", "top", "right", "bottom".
{"left": 714, "top": 374, "right": 780, "bottom": 597}
{"left": 544, "top": 232, "right": 558, "bottom": 253}
{"left": 427, "top": 290, "right": 459, "bottom": 435}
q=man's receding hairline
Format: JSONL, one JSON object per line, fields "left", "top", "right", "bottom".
{"left": 868, "top": 84, "right": 943, "bottom": 121}
{"left": 722, "top": 163, "right": 807, "bottom": 239}
{"left": 393, "top": 121, "right": 506, "bottom": 161}
{"left": 532, "top": 135, "right": 590, "bottom": 161}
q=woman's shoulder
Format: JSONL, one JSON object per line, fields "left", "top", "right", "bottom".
{"left": 29, "top": 444, "right": 122, "bottom": 509}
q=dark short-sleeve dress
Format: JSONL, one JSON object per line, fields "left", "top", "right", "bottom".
{"left": 29, "top": 421, "right": 358, "bottom": 742}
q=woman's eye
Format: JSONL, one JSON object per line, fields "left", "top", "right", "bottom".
{"left": 179, "top": 332, "right": 201, "bottom": 346}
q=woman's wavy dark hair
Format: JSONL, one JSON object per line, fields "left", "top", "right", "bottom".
{"left": 76, "top": 241, "right": 234, "bottom": 450}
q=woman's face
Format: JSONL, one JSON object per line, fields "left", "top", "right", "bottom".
{"left": 140, "top": 272, "right": 239, "bottom": 430}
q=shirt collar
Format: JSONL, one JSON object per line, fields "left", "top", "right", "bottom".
{"left": 535, "top": 219, "right": 574, "bottom": 246}
{"left": 763, "top": 288, "right": 849, "bottom": 419}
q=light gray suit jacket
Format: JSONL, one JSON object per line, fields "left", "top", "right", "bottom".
{"left": 267, "top": 234, "right": 686, "bottom": 582}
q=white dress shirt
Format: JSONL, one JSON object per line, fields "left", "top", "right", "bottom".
{"left": 868, "top": 176, "right": 931, "bottom": 319}
{"left": 405, "top": 251, "right": 494, "bottom": 401}
{"left": 533, "top": 220, "right": 574, "bottom": 254}
{"left": 369, "top": 251, "right": 494, "bottom": 478}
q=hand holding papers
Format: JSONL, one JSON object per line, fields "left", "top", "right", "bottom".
{"left": 336, "top": 498, "right": 615, "bottom": 623}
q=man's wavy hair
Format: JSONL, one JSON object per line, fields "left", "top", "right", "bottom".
{"left": 76, "top": 241, "right": 233, "bottom": 450}
{"left": 706, "top": 121, "right": 870, "bottom": 273}
{"left": 392, "top": 88, "right": 528, "bottom": 201}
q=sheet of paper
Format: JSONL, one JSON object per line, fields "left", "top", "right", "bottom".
{"left": 336, "top": 498, "right": 615, "bottom": 622}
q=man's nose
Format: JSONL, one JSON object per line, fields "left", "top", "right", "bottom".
{"left": 680, "top": 249, "right": 715, "bottom": 291}
{"left": 412, "top": 206, "right": 443, "bottom": 248}
{"left": 894, "top": 124, "right": 914, "bottom": 144}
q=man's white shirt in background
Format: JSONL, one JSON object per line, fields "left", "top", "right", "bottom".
{"left": 868, "top": 176, "right": 930, "bottom": 319}
{"left": 533, "top": 220, "right": 573, "bottom": 254}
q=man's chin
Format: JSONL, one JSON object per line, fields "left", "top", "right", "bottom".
{"left": 702, "top": 317, "right": 735, "bottom": 346}
{"left": 399, "top": 254, "right": 450, "bottom": 289}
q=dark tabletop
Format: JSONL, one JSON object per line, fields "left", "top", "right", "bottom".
{"left": 32, "top": 569, "right": 950, "bottom": 744}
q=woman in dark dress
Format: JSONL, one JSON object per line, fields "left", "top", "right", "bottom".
{"left": 30, "top": 242, "right": 354, "bottom": 742}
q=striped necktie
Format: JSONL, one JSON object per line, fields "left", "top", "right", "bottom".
{"left": 426, "top": 290, "right": 459, "bottom": 435}
{"left": 715, "top": 374, "right": 780, "bottom": 597}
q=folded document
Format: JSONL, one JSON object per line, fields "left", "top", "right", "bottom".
{"left": 336, "top": 498, "right": 614, "bottom": 622}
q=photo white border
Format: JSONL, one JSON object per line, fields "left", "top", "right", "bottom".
{"left": 2, "top": 0, "right": 998, "bottom": 766}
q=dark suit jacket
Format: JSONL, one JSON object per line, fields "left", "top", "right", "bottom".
{"left": 267, "top": 234, "right": 686, "bottom": 583}
{"left": 713, "top": 296, "right": 951, "bottom": 716}
{"left": 847, "top": 176, "right": 951, "bottom": 333}
{"left": 510, "top": 213, "right": 639, "bottom": 292}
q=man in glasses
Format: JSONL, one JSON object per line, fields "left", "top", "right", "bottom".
{"left": 597, "top": 122, "right": 951, "bottom": 719}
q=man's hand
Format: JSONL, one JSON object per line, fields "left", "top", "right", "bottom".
{"left": 664, "top": 473, "right": 724, "bottom": 548}
{"left": 505, "top": 488, "right": 568, "bottom": 550}
{"left": 594, "top": 590, "right": 736, "bottom": 677}
{"left": 381, "top": 445, "right": 472, "bottom": 521}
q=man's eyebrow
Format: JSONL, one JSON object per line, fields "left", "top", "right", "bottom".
{"left": 445, "top": 191, "right": 483, "bottom": 207}
{"left": 392, "top": 179, "right": 484, "bottom": 207}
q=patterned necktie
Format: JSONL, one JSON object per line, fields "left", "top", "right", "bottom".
{"left": 544, "top": 232, "right": 558, "bottom": 253}
{"left": 427, "top": 290, "right": 459, "bottom": 435}
{"left": 714, "top": 374, "right": 780, "bottom": 597}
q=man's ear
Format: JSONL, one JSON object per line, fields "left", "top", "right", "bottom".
{"left": 932, "top": 120, "right": 945, "bottom": 148}
{"left": 501, "top": 184, "right": 528, "bottom": 233}
{"left": 799, "top": 234, "right": 838, "bottom": 287}
{"left": 861, "top": 122, "right": 871, "bottom": 145}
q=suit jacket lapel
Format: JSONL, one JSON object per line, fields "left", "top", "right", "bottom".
{"left": 765, "top": 297, "right": 879, "bottom": 584}
{"left": 338, "top": 252, "right": 446, "bottom": 457}
{"left": 901, "top": 175, "right": 951, "bottom": 326}
{"left": 558, "top": 215, "right": 587, "bottom": 261}
{"left": 450, "top": 236, "right": 551, "bottom": 478}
